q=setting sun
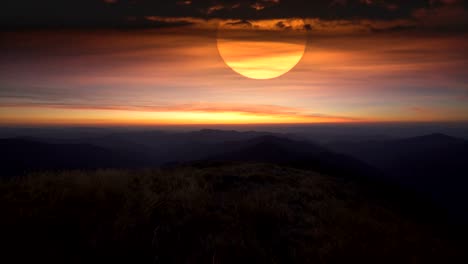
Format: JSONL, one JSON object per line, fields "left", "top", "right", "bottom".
{"left": 217, "top": 19, "right": 307, "bottom": 79}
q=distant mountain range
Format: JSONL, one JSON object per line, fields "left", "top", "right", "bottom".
{"left": 0, "top": 130, "right": 275, "bottom": 174}
{"left": 328, "top": 133, "right": 468, "bottom": 215}
{"left": 0, "top": 138, "right": 142, "bottom": 174}
{"left": 0, "top": 130, "right": 375, "bottom": 179}
{"left": 1, "top": 129, "right": 467, "bottom": 217}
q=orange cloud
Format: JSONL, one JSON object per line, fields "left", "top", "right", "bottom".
{"left": 0, "top": 103, "right": 360, "bottom": 125}
{"left": 138, "top": 15, "right": 421, "bottom": 36}
{"left": 0, "top": 102, "right": 361, "bottom": 125}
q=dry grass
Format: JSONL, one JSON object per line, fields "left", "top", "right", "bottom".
{"left": 1, "top": 163, "right": 466, "bottom": 263}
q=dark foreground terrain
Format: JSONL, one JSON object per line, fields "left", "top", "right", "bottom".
{"left": 1, "top": 163, "right": 467, "bottom": 264}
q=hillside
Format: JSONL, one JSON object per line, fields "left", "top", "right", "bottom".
{"left": 1, "top": 163, "right": 466, "bottom": 264}
{"left": 328, "top": 133, "right": 468, "bottom": 216}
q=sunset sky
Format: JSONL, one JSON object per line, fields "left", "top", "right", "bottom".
{"left": 1, "top": 0, "right": 467, "bottom": 125}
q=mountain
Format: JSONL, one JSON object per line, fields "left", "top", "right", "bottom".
{"left": 203, "top": 135, "right": 383, "bottom": 183}
{"left": 2, "top": 130, "right": 468, "bottom": 220}
{"left": 328, "top": 133, "right": 468, "bottom": 182}
{"left": 0, "top": 131, "right": 300, "bottom": 176}
{"left": 76, "top": 129, "right": 279, "bottom": 164}
{"left": 2, "top": 130, "right": 467, "bottom": 263}
{"left": 1, "top": 131, "right": 381, "bottom": 183}
{"left": 328, "top": 133, "right": 468, "bottom": 215}
{"left": 3, "top": 130, "right": 280, "bottom": 166}
{"left": 0, "top": 138, "right": 141, "bottom": 176}
{"left": 4, "top": 130, "right": 468, "bottom": 217}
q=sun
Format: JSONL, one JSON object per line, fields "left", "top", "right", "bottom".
{"left": 217, "top": 19, "right": 308, "bottom": 80}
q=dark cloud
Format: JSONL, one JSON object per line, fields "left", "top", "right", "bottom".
{"left": 369, "top": 24, "right": 418, "bottom": 33}
{"left": 143, "top": 17, "right": 196, "bottom": 28}
{"left": 1, "top": 0, "right": 467, "bottom": 30}
{"left": 275, "top": 21, "right": 286, "bottom": 29}
{"left": 225, "top": 19, "right": 253, "bottom": 27}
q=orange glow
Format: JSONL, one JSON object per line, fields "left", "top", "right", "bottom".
{"left": 217, "top": 40, "right": 306, "bottom": 79}
{"left": 217, "top": 19, "right": 307, "bottom": 79}
{"left": 0, "top": 107, "right": 355, "bottom": 125}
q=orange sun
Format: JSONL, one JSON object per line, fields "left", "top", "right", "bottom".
{"left": 217, "top": 19, "right": 308, "bottom": 80}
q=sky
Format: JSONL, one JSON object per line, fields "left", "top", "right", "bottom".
{"left": 1, "top": 0, "right": 467, "bottom": 125}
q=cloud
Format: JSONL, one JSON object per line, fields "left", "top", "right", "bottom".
{"left": 1, "top": 0, "right": 466, "bottom": 32}
{"left": 0, "top": 101, "right": 361, "bottom": 123}
{"left": 206, "top": 5, "right": 226, "bottom": 15}
{"left": 201, "top": 0, "right": 281, "bottom": 16}
{"left": 143, "top": 16, "right": 197, "bottom": 28}
{"left": 177, "top": 1, "right": 193, "bottom": 6}
{"left": 224, "top": 19, "right": 253, "bottom": 29}
{"left": 413, "top": 3, "right": 468, "bottom": 30}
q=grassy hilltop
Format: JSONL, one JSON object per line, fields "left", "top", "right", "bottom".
{"left": 1, "top": 163, "right": 466, "bottom": 264}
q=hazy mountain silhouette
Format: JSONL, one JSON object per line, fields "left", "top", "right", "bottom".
{"left": 4, "top": 131, "right": 467, "bottom": 181}
{"left": 1, "top": 131, "right": 381, "bottom": 181}
{"left": 0, "top": 131, "right": 287, "bottom": 175}
{"left": 328, "top": 133, "right": 468, "bottom": 182}
{"left": 2, "top": 130, "right": 468, "bottom": 217}
{"left": 202, "top": 135, "right": 384, "bottom": 183}
{"left": 328, "top": 133, "right": 468, "bottom": 216}
{"left": 77, "top": 129, "right": 278, "bottom": 164}
{"left": 0, "top": 138, "right": 142, "bottom": 175}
